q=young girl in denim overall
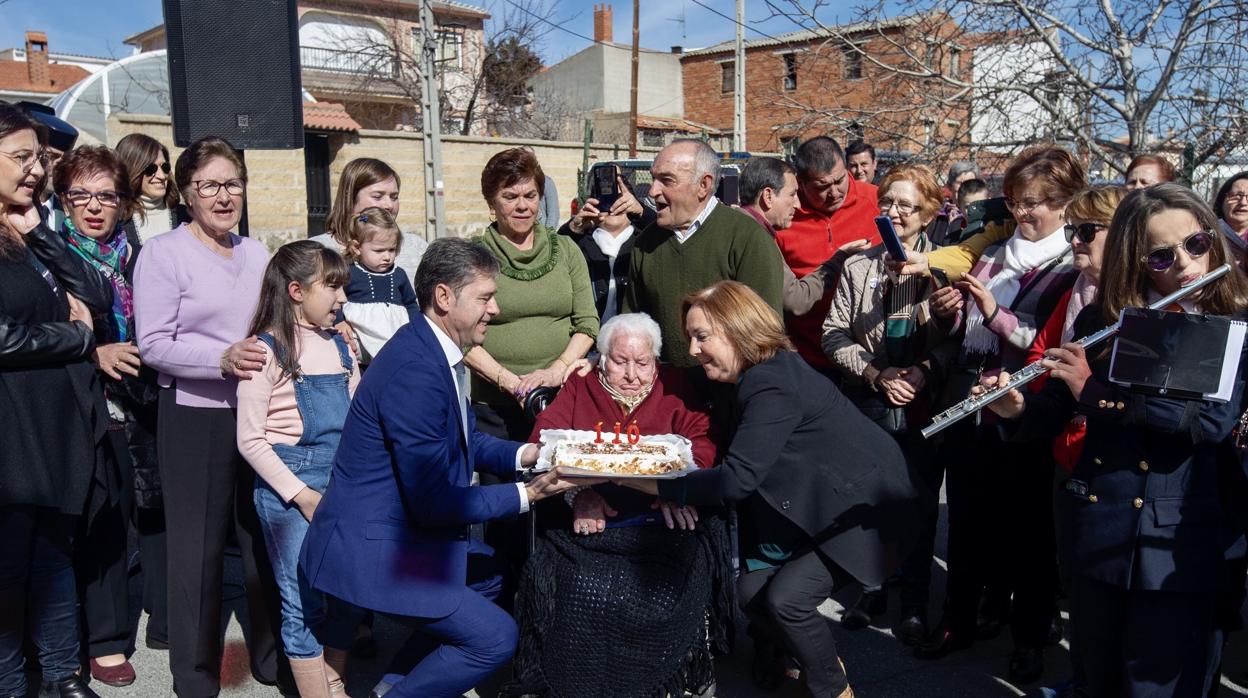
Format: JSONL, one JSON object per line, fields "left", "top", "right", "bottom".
{"left": 237, "top": 241, "right": 358, "bottom": 697}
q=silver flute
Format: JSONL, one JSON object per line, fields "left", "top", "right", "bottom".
{"left": 920, "top": 263, "right": 1233, "bottom": 439}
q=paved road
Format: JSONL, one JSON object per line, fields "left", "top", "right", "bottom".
{"left": 65, "top": 499, "right": 1248, "bottom": 698}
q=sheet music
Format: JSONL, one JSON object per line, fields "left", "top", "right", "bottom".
{"left": 1209, "top": 321, "right": 1247, "bottom": 402}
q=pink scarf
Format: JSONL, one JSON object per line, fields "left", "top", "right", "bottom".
{"left": 1061, "top": 274, "right": 1098, "bottom": 344}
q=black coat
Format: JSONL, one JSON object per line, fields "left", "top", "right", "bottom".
{"left": 558, "top": 205, "right": 655, "bottom": 320}
{"left": 1008, "top": 305, "right": 1248, "bottom": 593}
{"left": 659, "top": 350, "right": 929, "bottom": 587}
{"left": 0, "top": 222, "right": 114, "bottom": 513}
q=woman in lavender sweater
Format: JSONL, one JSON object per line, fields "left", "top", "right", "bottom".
{"left": 133, "top": 137, "right": 286, "bottom": 697}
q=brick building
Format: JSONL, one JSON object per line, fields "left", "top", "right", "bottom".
{"left": 680, "top": 12, "right": 971, "bottom": 156}
{"left": 0, "top": 32, "right": 93, "bottom": 106}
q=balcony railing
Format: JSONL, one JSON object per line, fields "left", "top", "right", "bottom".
{"left": 301, "top": 46, "right": 398, "bottom": 77}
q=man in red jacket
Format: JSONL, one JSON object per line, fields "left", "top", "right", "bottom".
{"left": 774, "top": 136, "right": 880, "bottom": 375}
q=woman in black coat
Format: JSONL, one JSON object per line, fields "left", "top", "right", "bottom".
{"left": 982, "top": 183, "right": 1248, "bottom": 696}
{"left": 0, "top": 102, "right": 113, "bottom": 698}
{"left": 614, "top": 280, "right": 927, "bottom": 698}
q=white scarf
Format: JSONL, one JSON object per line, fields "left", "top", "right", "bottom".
{"left": 963, "top": 227, "right": 1070, "bottom": 354}
{"left": 592, "top": 225, "right": 632, "bottom": 259}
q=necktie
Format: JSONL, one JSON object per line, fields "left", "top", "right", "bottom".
{"left": 453, "top": 360, "right": 469, "bottom": 437}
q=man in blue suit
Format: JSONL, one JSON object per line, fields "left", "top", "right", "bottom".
{"left": 301, "top": 238, "right": 584, "bottom": 697}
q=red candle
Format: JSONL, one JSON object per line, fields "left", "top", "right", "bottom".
{"left": 626, "top": 422, "right": 641, "bottom": 444}
{"left": 612, "top": 421, "right": 622, "bottom": 444}
{"left": 594, "top": 421, "right": 604, "bottom": 444}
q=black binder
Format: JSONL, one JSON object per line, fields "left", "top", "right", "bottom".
{"left": 1108, "top": 308, "right": 1245, "bottom": 402}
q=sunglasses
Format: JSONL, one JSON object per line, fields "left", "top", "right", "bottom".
{"left": 1141, "top": 230, "right": 1214, "bottom": 272}
{"left": 1064, "top": 222, "right": 1105, "bottom": 245}
{"left": 142, "top": 161, "right": 171, "bottom": 177}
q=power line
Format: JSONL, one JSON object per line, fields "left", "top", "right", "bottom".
{"left": 496, "top": 0, "right": 666, "bottom": 53}
{"left": 685, "top": 0, "right": 788, "bottom": 44}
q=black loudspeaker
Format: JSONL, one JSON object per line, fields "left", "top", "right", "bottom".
{"left": 162, "top": 0, "right": 304, "bottom": 149}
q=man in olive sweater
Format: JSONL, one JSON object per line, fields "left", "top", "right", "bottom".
{"left": 623, "top": 139, "right": 785, "bottom": 367}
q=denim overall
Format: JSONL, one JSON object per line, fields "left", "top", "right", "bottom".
{"left": 252, "top": 332, "right": 353, "bottom": 659}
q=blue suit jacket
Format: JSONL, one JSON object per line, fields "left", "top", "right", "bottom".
{"left": 300, "top": 317, "right": 523, "bottom": 618}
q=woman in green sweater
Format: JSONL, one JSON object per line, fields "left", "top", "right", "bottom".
{"left": 466, "top": 148, "right": 599, "bottom": 440}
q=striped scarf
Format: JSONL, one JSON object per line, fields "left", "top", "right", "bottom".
{"left": 63, "top": 219, "right": 131, "bottom": 342}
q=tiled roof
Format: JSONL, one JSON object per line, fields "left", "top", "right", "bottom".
{"left": 0, "top": 60, "right": 89, "bottom": 94}
{"left": 303, "top": 101, "right": 362, "bottom": 132}
{"left": 636, "top": 115, "right": 724, "bottom": 134}
{"left": 681, "top": 11, "right": 940, "bottom": 57}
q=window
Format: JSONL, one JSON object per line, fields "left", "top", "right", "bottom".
{"left": 782, "top": 53, "right": 797, "bottom": 90}
{"left": 436, "top": 29, "right": 463, "bottom": 67}
{"left": 848, "top": 121, "right": 864, "bottom": 141}
{"left": 948, "top": 47, "right": 961, "bottom": 78}
{"left": 780, "top": 136, "right": 799, "bottom": 158}
{"left": 922, "top": 119, "right": 935, "bottom": 146}
{"left": 721, "top": 62, "right": 734, "bottom": 93}
{"left": 842, "top": 44, "right": 862, "bottom": 80}
{"left": 642, "top": 129, "right": 665, "bottom": 148}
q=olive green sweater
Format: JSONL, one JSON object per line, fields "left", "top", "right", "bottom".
{"left": 623, "top": 203, "right": 785, "bottom": 367}
{"left": 472, "top": 225, "right": 599, "bottom": 405}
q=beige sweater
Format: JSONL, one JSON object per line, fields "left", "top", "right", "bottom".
{"left": 821, "top": 244, "right": 952, "bottom": 389}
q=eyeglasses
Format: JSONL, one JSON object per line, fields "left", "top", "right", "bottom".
{"left": 1141, "top": 230, "right": 1214, "bottom": 271}
{"left": 0, "top": 148, "right": 48, "bottom": 173}
{"left": 1004, "top": 197, "right": 1051, "bottom": 214}
{"left": 191, "top": 179, "right": 245, "bottom": 198}
{"left": 879, "top": 198, "right": 919, "bottom": 215}
{"left": 142, "top": 161, "right": 171, "bottom": 178}
{"left": 64, "top": 189, "right": 122, "bottom": 209}
{"left": 1064, "top": 222, "right": 1106, "bottom": 245}
{"left": 1225, "top": 192, "right": 1248, "bottom": 204}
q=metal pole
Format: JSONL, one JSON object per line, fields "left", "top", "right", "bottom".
{"left": 628, "top": 0, "right": 640, "bottom": 157}
{"left": 421, "top": 0, "right": 447, "bottom": 238}
{"left": 733, "top": 0, "right": 745, "bottom": 151}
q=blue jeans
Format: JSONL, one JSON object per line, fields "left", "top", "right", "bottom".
{"left": 0, "top": 505, "right": 80, "bottom": 695}
{"left": 254, "top": 445, "right": 334, "bottom": 659}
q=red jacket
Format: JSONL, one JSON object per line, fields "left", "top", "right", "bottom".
{"left": 774, "top": 177, "right": 880, "bottom": 369}
{"left": 1024, "top": 286, "right": 1085, "bottom": 471}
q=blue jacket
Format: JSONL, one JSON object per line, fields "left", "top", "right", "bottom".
{"left": 300, "top": 316, "right": 523, "bottom": 617}
{"left": 1008, "top": 305, "right": 1248, "bottom": 593}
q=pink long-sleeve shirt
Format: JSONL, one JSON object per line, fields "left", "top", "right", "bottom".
{"left": 133, "top": 224, "right": 270, "bottom": 408}
{"left": 236, "top": 325, "right": 361, "bottom": 502}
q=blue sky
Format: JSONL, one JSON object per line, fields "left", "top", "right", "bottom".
{"left": 0, "top": 0, "right": 836, "bottom": 66}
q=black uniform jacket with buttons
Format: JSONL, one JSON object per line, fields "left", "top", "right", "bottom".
{"left": 658, "top": 349, "right": 930, "bottom": 587}
{"left": 1007, "top": 304, "right": 1248, "bottom": 593}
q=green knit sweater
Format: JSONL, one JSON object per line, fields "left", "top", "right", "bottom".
{"left": 623, "top": 202, "right": 785, "bottom": 367}
{"left": 472, "top": 225, "right": 599, "bottom": 405}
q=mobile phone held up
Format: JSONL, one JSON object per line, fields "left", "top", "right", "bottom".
{"left": 592, "top": 165, "right": 621, "bottom": 213}
{"left": 875, "top": 215, "right": 908, "bottom": 263}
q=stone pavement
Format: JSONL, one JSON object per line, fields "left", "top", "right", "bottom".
{"left": 68, "top": 499, "right": 1248, "bottom": 698}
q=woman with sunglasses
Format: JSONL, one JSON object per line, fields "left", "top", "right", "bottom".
{"left": 979, "top": 182, "right": 1248, "bottom": 696}
{"left": 916, "top": 146, "right": 1083, "bottom": 684}
{"left": 116, "top": 133, "right": 181, "bottom": 246}
{"left": 133, "top": 136, "right": 289, "bottom": 696}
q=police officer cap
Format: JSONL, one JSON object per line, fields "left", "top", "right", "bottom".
{"left": 15, "top": 101, "right": 78, "bottom": 152}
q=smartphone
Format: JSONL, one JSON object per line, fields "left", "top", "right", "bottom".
{"left": 874, "top": 215, "right": 908, "bottom": 263}
{"left": 717, "top": 170, "right": 740, "bottom": 206}
{"left": 593, "top": 165, "right": 620, "bottom": 212}
{"left": 930, "top": 267, "right": 951, "bottom": 289}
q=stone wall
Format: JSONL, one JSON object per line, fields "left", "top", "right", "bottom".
{"left": 109, "top": 114, "right": 660, "bottom": 250}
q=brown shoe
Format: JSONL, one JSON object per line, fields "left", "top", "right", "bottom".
{"left": 89, "top": 658, "right": 136, "bottom": 687}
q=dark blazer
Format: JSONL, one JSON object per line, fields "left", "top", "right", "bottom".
{"left": 1008, "top": 305, "right": 1248, "bottom": 593}
{"left": 300, "top": 316, "right": 525, "bottom": 618}
{"left": 658, "top": 350, "right": 927, "bottom": 587}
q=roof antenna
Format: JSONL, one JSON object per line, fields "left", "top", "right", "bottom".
{"left": 667, "top": 4, "right": 686, "bottom": 39}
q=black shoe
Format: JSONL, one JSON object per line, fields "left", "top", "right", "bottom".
{"left": 38, "top": 676, "right": 100, "bottom": 698}
{"left": 896, "top": 614, "right": 928, "bottom": 647}
{"left": 841, "top": 590, "right": 887, "bottom": 630}
{"left": 1046, "top": 616, "right": 1064, "bottom": 646}
{"left": 975, "top": 613, "right": 1004, "bottom": 641}
{"left": 914, "top": 627, "right": 972, "bottom": 660}
{"left": 145, "top": 635, "right": 169, "bottom": 651}
{"left": 1008, "top": 647, "right": 1044, "bottom": 684}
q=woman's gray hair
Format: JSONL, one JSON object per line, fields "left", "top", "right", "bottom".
{"left": 946, "top": 161, "right": 980, "bottom": 189}
{"left": 596, "top": 313, "right": 663, "bottom": 365}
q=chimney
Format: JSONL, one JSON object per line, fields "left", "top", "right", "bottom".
{"left": 593, "top": 4, "right": 613, "bottom": 44}
{"left": 25, "top": 31, "right": 50, "bottom": 88}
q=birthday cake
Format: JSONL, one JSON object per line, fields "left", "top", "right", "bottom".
{"left": 552, "top": 437, "right": 685, "bottom": 475}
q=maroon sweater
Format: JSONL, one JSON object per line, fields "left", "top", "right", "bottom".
{"left": 529, "top": 366, "right": 718, "bottom": 469}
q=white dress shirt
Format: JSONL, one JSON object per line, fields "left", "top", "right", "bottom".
{"left": 423, "top": 315, "right": 530, "bottom": 512}
{"left": 673, "top": 197, "right": 718, "bottom": 245}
